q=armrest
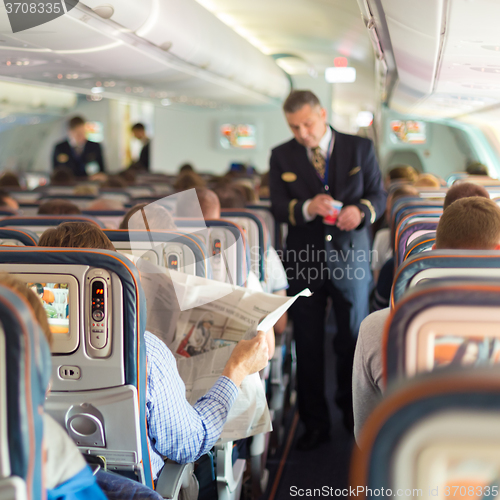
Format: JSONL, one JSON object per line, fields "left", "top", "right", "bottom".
{"left": 156, "top": 462, "right": 197, "bottom": 500}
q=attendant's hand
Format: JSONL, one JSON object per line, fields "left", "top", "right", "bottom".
{"left": 336, "top": 205, "right": 363, "bottom": 231}
{"left": 222, "top": 331, "right": 269, "bottom": 387}
{"left": 307, "top": 194, "right": 335, "bottom": 217}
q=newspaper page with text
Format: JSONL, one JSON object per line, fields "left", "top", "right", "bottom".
{"left": 137, "top": 261, "right": 310, "bottom": 440}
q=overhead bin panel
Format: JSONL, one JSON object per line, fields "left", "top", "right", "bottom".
{"left": 77, "top": 0, "right": 289, "bottom": 100}
{"left": 382, "top": 0, "right": 445, "bottom": 107}
{"left": 80, "top": 0, "right": 153, "bottom": 32}
{"left": 0, "top": 0, "right": 289, "bottom": 105}
{"left": 363, "top": 0, "right": 500, "bottom": 117}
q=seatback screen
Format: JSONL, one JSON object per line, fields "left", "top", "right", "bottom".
{"left": 29, "top": 282, "right": 69, "bottom": 335}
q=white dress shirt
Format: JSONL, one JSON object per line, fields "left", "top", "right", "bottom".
{"left": 302, "top": 126, "right": 335, "bottom": 222}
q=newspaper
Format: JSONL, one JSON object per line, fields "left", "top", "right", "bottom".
{"left": 136, "top": 260, "right": 311, "bottom": 440}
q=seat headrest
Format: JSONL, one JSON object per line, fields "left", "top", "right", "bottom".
{"left": 385, "top": 280, "right": 500, "bottom": 384}
{"left": 392, "top": 250, "right": 500, "bottom": 306}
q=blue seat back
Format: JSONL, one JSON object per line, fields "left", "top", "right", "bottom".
{"left": 174, "top": 219, "right": 247, "bottom": 286}
{"left": 0, "top": 247, "right": 154, "bottom": 488}
{"left": 0, "top": 216, "right": 105, "bottom": 237}
{"left": 352, "top": 369, "right": 500, "bottom": 498}
{"left": 394, "top": 220, "right": 440, "bottom": 268}
{"left": 0, "top": 284, "right": 51, "bottom": 500}
{"left": 220, "top": 209, "right": 267, "bottom": 282}
{"left": 392, "top": 250, "right": 500, "bottom": 306}
{"left": 403, "top": 231, "right": 436, "bottom": 262}
{"left": 0, "top": 228, "right": 38, "bottom": 246}
{"left": 83, "top": 210, "right": 127, "bottom": 230}
{"left": 104, "top": 229, "right": 209, "bottom": 278}
{"left": 384, "top": 280, "right": 500, "bottom": 386}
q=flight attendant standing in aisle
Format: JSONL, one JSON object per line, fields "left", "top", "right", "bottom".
{"left": 270, "top": 90, "right": 386, "bottom": 449}
{"left": 52, "top": 116, "right": 106, "bottom": 177}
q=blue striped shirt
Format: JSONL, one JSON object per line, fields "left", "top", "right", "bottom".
{"left": 144, "top": 331, "right": 238, "bottom": 480}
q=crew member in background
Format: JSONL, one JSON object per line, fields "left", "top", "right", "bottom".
{"left": 52, "top": 116, "right": 106, "bottom": 177}
{"left": 270, "top": 90, "right": 386, "bottom": 449}
{"left": 131, "top": 123, "right": 151, "bottom": 171}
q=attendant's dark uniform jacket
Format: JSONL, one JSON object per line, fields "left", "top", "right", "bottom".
{"left": 270, "top": 128, "right": 386, "bottom": 297}
{"left": 52, "top": 140, "right": 105, "bottom": 177}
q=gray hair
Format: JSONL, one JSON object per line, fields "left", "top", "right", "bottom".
{"left": 283, "top": 90, "right": 321, "bottom": 114}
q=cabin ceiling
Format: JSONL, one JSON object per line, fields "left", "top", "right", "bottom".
{"left": 0, "top": 0, "right": 377, "bottom": 112}
{"left": 361, "top": 0, "right": 500, "bottom": 120}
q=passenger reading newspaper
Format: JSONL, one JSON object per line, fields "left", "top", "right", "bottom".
{"left": 137, "top": 258, "right": 310, "bottom": 441}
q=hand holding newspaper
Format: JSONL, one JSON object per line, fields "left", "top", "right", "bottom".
{"left": 137, "top": 260, "right": 311, "bottom": 441}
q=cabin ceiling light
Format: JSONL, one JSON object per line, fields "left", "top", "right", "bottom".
{"left": 325, "top": 67, "right": 356, "bottom": 83}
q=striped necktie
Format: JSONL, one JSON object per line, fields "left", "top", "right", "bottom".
{"left": 311, "top": 146, "right": 326, "bottom": 179}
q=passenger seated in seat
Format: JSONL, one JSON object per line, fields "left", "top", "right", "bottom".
{"left": 177, "top": 187, "right": 278, "bottom": 351}
{"left": 443, "top": 181, "right": 489, "bottom": 210}
{"left": 466, "top": 161, "right": 489, "bottom": 177}
{"left": 0, "top": 189, "right": 19, "bottom": 211}
{"left": 38, "top": 199, "right": 82, "bottom": 215}
{"left": 213, "top": 185, "right": 289, "bottom": 334}
{"left": 119, "top": 203, "right": 177, "bottom": 231}
{"left": 38, "top": 222, "right": 270, "bottom": 481}
{"left": 371, "top": 184, "right": 419, "bottom": 284}
{"left": 353, "top": 196, "right": 500, "bottom": 441}
{"left": 414, "top": 173, "right": 441, "bottom": 188}
{"left": 371, "top": 185, "right": 419, "bottom": 311}
{"left": 384, "top": 165, "right": 418, "bottom": 188}
{"left": 0, "top": 273, "right": 107, "bottom": 500}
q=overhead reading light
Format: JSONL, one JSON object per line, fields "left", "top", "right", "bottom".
{"left": 325, "top": 67, "right": 356, "bottom": 83}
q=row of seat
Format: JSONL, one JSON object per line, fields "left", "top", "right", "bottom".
{"left": 353, "top": 177, "right": 500, "bottom": 497}
{"left": 0, "top": 208, "right": 292, "bottom": 500}
{"left": 0, "top": 246, "right": 258, "bottom": 500}
{"left": 0, "top": 211, "right": 271, "bottom": 286}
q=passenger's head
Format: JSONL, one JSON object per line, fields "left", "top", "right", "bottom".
{"left": 0, "top": 273, "right": 52, "bottom": 347}
{"left": 100, "top": 175, "right": 128, "bottom": 189}
{"left": 87, "top": 198, "right": 125, "bottom": 211}
{"left": 38, "top": 199, "right": 82, "bottom": 215}
{"left": 119, "top": 203, "right": 177, "bottom": 231}
{"left": 387, "top": 165, "right": 419, "bottom": 184}
{"left": 386, "top": 185, "right": 419, "bottom": 222}
{"left": 174, "top": 171, "right": 206, "bottom": 192}
{"left": 283, "top": 90, "right": 327, "bottom": 149}
{"left": 39, "top": 222, "right": 115, "bottom": 251}
{"left": 131, "top": 123, "right": 146, "bottom": 141}
{"left": 0, "top": 190, "right": 19, "bottom": 211}
{"left": 179, "top": 163, "right": 194, "bottom": 174}
{"left": 444, "top": 182, "right": 489, "bottom": 210}
{"left": 214, "top": 186, "right": 246, "bottom": 209}
{"left": 435, "top": 197, "right": 500, "bottom": 250}
{"left": 176, "top": 188, "right": 220, "bottom": 220}
{"left": 414, "top": 173, "right": 441, "bottom": 188}
{"left": 466, "top": 162, "right": 489, "bottom": 177}
{"left": 117, "top": 168, "right": 137, "bottom": 185}
{"left": 0, "top": 171, "right": 21, "bottom": 189}
{"left": 67, "top": 116, "right": 86, "bottom": 146}
{"left": 50, "top": 167, "right": 75, "bottom": 186}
